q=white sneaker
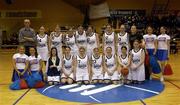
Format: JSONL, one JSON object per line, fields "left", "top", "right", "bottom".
{"left": 160, "top": 76, "right": 164, "bottom": 82}
{"left": 150, "top": 76, "right": 152, "bottom": 80}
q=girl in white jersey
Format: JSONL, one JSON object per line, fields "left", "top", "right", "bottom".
{"left": 103, "top": 24, "right": 115, "bottom": 55}
{"left": 61, "top": 46, "right": 75, "bottom": 84}
{"left": 130, "top": 40, "right": 145, "bottom": 84}
{"left": 65, "top": 28, "right": 78, "bottom": 56}
{"left": 156, "top": 26, "right": 170, "bottom": 82}
{"left": 49, "top": 25, "right": 63, "bottom": 58}
{"left": 12, "top": 45, "right": 29, "bottom": 82}
{"left": 116, "top": 24, "right": 129, "bottom": 56}
{"left": 75, "top": 25, "right": 87, "bottom": 49}
{"left": 86, "top": 26, "right": 100, "bottom": 58}
{"left": 104, "top": 47, "right": 119, "bottom": 84}
{"left": 118, "top": 46, "right": 131, "bottom": 84}
{"left": 91, "top": 48, "right": 104, "bottom": 84}
{"left": 143, "top": 26, "right": 157, "bottom": 56}
{"left": 36, "top": 26, "right": 49, "bottom": 65}
{"left": 28, "top": 47, "right": 43, "bottom": 80}
{"left": 75, "top": 47, "right": 90, "bottom": 85}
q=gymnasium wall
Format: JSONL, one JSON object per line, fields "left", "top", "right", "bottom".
{"left": 0, "top": 0, "right": 84, "bottom": 35}
{"left": 0, "top": 0, "right": 180, "bottom": 35}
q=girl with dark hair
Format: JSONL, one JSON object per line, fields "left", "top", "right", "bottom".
{"left": 28, "top": 47, "right": 43, "bottom": 80}
{"left": 46, "top": 47, "right": 61, "bottom": 85}
{"left": 118, "top": 46, "right": 132, "bottom": 84}
{"left": 156, "top": 26, "right": 170, "bottom": 82}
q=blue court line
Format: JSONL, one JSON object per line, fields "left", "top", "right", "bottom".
{"left": 12, "top": 89, "right": 31, "bottom": 105}
{"left": 140, "top": 99, "right": 146, "bottom": 105}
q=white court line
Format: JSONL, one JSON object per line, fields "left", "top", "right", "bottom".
{"left": 89, "top": 95, "right": 102, "bottom": 103}
{"left": 124, "top": 85, "right": 160, "bottom": 94}
{"left": 81, "top": 84, "right": 122, "bottom": 96}
{"left": 69, "top": 85, "right": 95, "bottom": 92}
{"left": 59, "top": 84, "right": 79, "bottom": 89}
{"left": 42, "top": 85, "right": 55, "bottom": 93}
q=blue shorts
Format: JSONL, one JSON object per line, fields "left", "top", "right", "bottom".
{"left": 147, "top": 49, "right": 155, "bottom": 56}
{"left": 156, "top": 49, "right": 168, "bottom": 61}
{"left": 12, "top": 69, "right": 28, "bottom": 82}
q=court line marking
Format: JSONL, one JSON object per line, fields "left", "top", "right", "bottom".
{"left": 124, "top": 85, "right": 160, "bottom": 94}
{"left": 140, "top": 99, "right": 146, "bottom": 105}
{"left": 42, "top": 85, "right": 55, "bottom": 93}
{"left": 69, "top": 85, "right": 95, "bottom": 92}
{"left": 59, "top": 84, "right": 79, "bottom": 89}
{"left": 81, "top": 84, "right": 122, "bottom": 96}
{"left": 89, "top": 95, "right": 102, "bottom": 103}
{"left": 167, "top": 80, "right": 180, "bottom": 89}
{"left": 154, "top": 75, "right": 180, "bottom": 89}
{"left": 13, "top": 89, "right": 31, "bottom": 105}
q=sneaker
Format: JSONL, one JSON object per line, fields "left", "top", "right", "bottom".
{"left": 160, "top": 76, "right": 164, "bottom": 82}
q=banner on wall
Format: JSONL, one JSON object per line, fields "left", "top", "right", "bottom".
{"left": 89, "top": 2, "right": 110, "bottom": 19}
{"left": 0, "top": 10, "right": 41, "bottom": 19}
{"left": 110, "top": 9, "right": 146, "bottom": 17}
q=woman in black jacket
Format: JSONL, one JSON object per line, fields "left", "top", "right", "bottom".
{"left": 46, "top": 47, "right": 61, "bottom": 85}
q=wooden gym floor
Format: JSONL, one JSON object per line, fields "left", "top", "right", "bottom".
{"left": 0, "top": 49, "right": 180, "bottom": 105}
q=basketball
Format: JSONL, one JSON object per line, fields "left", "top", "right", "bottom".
{"left": 121, "top": 68, "right": 129, "bottom": 76}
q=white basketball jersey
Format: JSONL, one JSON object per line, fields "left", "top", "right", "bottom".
{"left": 76, "top": 31, "right": 87, "bottom": 47}
{"left": 117, "top": 32, "right": 129, "bottom": 47}
{"left": 87, "top": 33, "right": 97, "bottom": 50}
{"left": 28, "top": 55, "right": 41, "bottom": 71}
{"left": 91, "top": 55, "right": 103, "bottom": 74}
{"left": 104, "top": 32, "right": 115, "bottom": 48}
{"left": 37, "top": 34, "right": 48, "bottom": 48}
{"left": 104, "top": 32, "right": 115, "bottom": 54}
{"left": 76, "top": 55, "right": 88, "bottom": 74}
{"left": 131, "top": 49, "right": 143, "bottom": 65}
{"left": 65, "top": 34, "right": 76, "bottom": 47}
{"left": 119, "top": 55, "right": 129, "bottom": 66}
{"left": 105, "top": 55, "right": 116, "bottom": 72}
{"left": 51, "top": 33, "right": 62, "bottom": 48}
{"left": 63, "top": 55, "right": 73, "bottom": 74}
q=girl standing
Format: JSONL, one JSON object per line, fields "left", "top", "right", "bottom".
{"left": 156, "top": 26, "right": 170, "bottom": 82}
{"left": 36, "top": 26, "right": 49, "bottom": 64}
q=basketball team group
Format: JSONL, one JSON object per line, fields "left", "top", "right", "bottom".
{"left": 11, "top": 19, "right": 170, "bottom": 88}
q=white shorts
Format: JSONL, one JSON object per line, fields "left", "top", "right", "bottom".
{"left": 92, "top": 74, "right": 104, "bottom": 80}
{"left": 104, "top": 71, "right": 119, "bottom": 81}
{"left": 47, "top": 76, "right": 60, "bottom": 82}
{"left": 61, "top": 73, "right": 74, "bottom": 79}
{"left": 76, "top": 73, "right": 89, "bottom": 82}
